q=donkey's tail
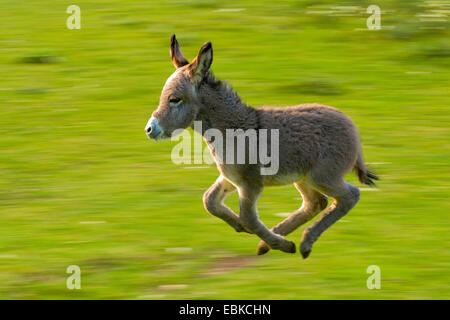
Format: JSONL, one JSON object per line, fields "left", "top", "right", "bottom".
{"left": 355, "top": 152, "right": 379, "bottom": 187}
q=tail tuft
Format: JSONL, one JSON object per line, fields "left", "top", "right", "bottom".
{"left": 357, "top": 168, "right": 379, "bottom": 187}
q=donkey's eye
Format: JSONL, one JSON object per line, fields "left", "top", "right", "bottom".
{"left": 169, "top": 97, "right": 182, "bottom": 104}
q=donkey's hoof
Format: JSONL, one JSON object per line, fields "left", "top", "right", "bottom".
{"left": 300, "top": 249, "right": 311, "bottom": 259}
{"left": 256, "top": 241, "right": 270, "bottom": 255}
{"left": 300, "top": 241, "right": 313, "bottom": 259}
{"left": 281, "top": 240, "right": 296, "bottom": 254}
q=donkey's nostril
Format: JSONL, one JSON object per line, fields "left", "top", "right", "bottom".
{"left": 146, "top": 116, "right": 162, "bottom": 139}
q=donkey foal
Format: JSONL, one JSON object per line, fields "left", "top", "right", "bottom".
{"left": 145, "top": 35, "right": 378, "bottom": 258}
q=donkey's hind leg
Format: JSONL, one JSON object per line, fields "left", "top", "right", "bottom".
{"left": 257, "top": 181, "right": 328, "bottom": 255}
{"left": 300, "top": 179, "right": 360, "bottom": 259}
{"left": 203, "top": 175, "right": 251, "bottom": 233}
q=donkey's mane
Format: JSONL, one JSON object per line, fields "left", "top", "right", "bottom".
{"left": 203, "top": 71, "right": 247, "bottom": 109}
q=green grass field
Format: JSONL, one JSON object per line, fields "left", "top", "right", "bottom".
{"left": 0, "top": 0, "right": 449, "bottom": 299}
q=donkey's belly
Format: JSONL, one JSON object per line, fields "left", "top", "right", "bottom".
{"left": 218, "top": 163, "right": 302, "bottom": 188}
{"left": 262, "top": 172, "right": 304, "bottom": 186}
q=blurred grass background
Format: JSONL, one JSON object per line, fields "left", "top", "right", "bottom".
{"left": 0, "top": 0, "right": 449, "bottom": 299}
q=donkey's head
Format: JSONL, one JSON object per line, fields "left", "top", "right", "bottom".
{"left": 145, "top": 34, "right": 213, "bottom": 140}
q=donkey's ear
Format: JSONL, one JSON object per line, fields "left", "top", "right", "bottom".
{"left": 189, "top": 41, "right": 213, "bottom": 84}
{"left": 170, "top": 34, "right": 189, "bottom": 68}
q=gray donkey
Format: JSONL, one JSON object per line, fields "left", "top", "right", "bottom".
{"left": 145, "top": 35, "right": 378, "bottom": 258}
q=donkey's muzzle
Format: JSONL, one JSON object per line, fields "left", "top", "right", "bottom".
{"left": 145, "top": 116, "right": 163, "bottom": 140}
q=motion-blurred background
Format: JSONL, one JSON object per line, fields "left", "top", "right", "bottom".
{"left": 0, "top": 0, "right": 449, "bottom": 299}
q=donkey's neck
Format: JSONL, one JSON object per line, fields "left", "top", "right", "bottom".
{"left": 193, "top": 76, "right": 259, "bottom": 135}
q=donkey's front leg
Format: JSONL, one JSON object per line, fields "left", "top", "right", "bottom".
{"left": 238, "top": 184, "right": 296, "bottom": 254}
{"left": 203, "top": 176, "right": 251, "bottom": 233}
{"left": 257, "top": 181, "right": 328, "bottom": 255}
